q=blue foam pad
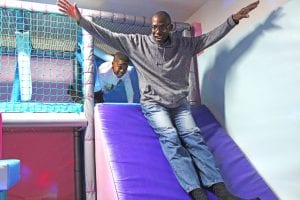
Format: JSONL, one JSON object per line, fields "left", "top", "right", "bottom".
{"left": 0, "top": 159, "right": 21, "bottom": 191}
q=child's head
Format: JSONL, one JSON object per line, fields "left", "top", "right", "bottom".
{"left": 112, "top": 52, "right": 129, "bottom": 78}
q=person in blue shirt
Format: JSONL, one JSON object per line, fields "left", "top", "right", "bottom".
{"left": 68, "top": 52, "right": 133, "bottom": 103}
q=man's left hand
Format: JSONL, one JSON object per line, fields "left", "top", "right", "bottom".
{"left": 232, "top": 1, "right": 260, "bottom": 23}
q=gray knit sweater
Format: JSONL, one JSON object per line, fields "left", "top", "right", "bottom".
{"left": 79, "top": 16, "right": 236, "bottom": 108}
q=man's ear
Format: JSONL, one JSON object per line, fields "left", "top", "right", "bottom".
{"left": 169, "top": 23, "right": 174, "bottom": 31}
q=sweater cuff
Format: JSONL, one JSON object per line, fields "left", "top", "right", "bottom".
{"left": 77, "top": 16, "right": 89, "bottom": 27}
{"left": 77, "top": 16, "right": 84, "bottom": 26}
{"left": 228, "top": 15, "right": 238, "bottom": 27}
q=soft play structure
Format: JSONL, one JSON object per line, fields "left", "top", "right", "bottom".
{"left": 0, "top": 113, "right": 21, "bottom": 199}
{"left": 0, "top": 1, "right": 197, "bottom": 199}
{"left": 0, "top": 0, "right": 282, "bottom": 199}
{"left": 1, "top": 0, "right": 89, "bottom": 198}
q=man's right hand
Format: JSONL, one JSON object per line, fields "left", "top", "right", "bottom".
{"left": 57, "top": 0, "right": 81, "bottom": 22}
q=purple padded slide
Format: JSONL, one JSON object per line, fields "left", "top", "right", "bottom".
{"left": 94, "top": 103, "right": 277, "bottom": 200}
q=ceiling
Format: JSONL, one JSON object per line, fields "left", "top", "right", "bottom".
{"left": 22, "top": 0, "right": 208, "bottom": 22}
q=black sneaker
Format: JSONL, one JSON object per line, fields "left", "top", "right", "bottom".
{"left": 189, "top": 188, "right": 208, "bottom": 200}
{"left": 210, "top": 182, "right": 243, "bottom": 200}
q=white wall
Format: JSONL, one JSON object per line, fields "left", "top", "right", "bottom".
{"left": 187, "top": 0, "right": 300, "bottom": 199}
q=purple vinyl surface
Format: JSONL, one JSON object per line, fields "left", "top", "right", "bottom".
{"left": 95, "top": 103, "right": 277, "bottom": 200}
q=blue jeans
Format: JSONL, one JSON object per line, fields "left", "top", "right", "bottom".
{"left": 141, "top": 102, "right": 223, "bottom": 192}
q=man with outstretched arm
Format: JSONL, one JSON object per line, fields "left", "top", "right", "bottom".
{"left": 57, "top": 0, "right": 259, "bottom": 199}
